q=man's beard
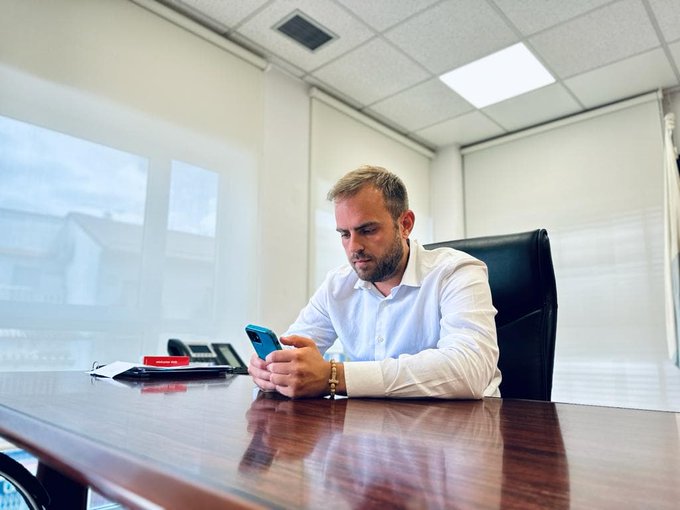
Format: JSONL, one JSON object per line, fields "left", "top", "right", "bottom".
{"left": 351, "top": 230, "right": 404, "bottom": 283}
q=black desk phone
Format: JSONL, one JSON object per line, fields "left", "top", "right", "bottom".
{"left": 167, "top": 339, "right": 248, "bottom": 374}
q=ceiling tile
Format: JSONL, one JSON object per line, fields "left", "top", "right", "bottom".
{"left": 336, "top": 0, "right": 441, "bottom": 31}
{"left": 647, "top": 0, "right": 680, "bottom": 43}
{"left": 235, "top": 0, "right": 374, "bottom": 72}
{"left": 306, "top": 76, "right": 364, "bottom": 110}
{"left": 367, "top": 79, "right": 473, "bottom": 132}
{"left": 171, "top": 0, "right": 269, "bottom": 29}
{"left": 482, "top": 83, "right": 582, "bottom": 131}
{"left": 529, "top": 0, "right": 660, "bottom": 78}
{"left": 384, "top": 0, "right": 517, "bottom": 74}
{"left": 360, "top": 108, "right": 411, "bottom": 134}
{"left": 311, "top": 38, "right": 430, "bottom": 106}
{"left": 414, "top": 111, "right": 506, "bottom": 148}
{"left": 493, "top": 0, "right": 611, "bottom": 35}
{"left": 564, "top": 47, "right": 677, "bottom": 108}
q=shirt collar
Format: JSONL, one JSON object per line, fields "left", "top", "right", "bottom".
{"left": 400, "top": 239, "right": 421, "bottom": 288}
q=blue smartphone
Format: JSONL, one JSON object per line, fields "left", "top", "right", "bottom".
{"left": 245, "top": 324, "right": 282, "bottom": 360}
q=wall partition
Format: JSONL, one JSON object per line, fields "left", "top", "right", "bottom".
{"left": 463, "top": 93, "right": 671, "bottom": 408}
{"left": 0, "top": 0, "right": 265, "bottom": 370}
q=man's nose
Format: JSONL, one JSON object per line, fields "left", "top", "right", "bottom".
{"left": 347, "top": 233, "right": 363, "bottom": 253}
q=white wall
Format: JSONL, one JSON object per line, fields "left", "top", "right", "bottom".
{"left": 430, "top": 145, "right": 465, "bottom": 242}
{"left": 258, "top": 66, "right": 311, "bottom": 334}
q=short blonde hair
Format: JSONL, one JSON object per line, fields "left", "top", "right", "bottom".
{"left": 327, "top": 165, "right": 409, "bottom": 221}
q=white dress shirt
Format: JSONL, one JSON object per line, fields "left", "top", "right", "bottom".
{"left": 285, "top": 240, "right": 501, "bottom": 398}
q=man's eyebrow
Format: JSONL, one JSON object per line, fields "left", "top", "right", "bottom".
{"left": 336, "top": 221, "right": 380, "bottom": 233}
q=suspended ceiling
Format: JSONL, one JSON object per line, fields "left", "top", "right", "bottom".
{"left": 157, "top": 0, "right": 680, "bottom": 149}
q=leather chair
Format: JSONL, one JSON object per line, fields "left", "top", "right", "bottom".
{"left": 0, "top": 452, "right": 50, "bottom": 509}
{"left": 425, "top": 229, "right": 558, "bottom": 401}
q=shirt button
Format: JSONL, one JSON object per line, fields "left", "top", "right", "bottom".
{"left": 376, "top": 336, "right": 384, "bottom": 343}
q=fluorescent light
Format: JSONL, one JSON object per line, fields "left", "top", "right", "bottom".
{"left": 439, "top": 43, "right": 555, "bottom": 108}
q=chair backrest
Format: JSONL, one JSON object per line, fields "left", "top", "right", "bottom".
{"left": 425, "top": 229, "right": 558, "bottom": 400}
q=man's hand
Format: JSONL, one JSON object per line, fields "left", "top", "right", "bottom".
{"left": 248, "top": 353, "right": 278, "bottom": 392}
{"left": 248, "top": 335, "right": 346, "bottom": 398}
{"left": 267, "top": 336, "right": 330, "bottom": 398}
{"left": 259, "top": 336, "right": 335, "bottom": 398}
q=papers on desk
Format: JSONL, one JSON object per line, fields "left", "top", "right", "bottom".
{"left": 89, "top": 361, "right": 235, "bottom": 380}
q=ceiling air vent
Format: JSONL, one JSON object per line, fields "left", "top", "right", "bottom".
{"left": 275, "top": 11, "right": 335, "bottom": 51}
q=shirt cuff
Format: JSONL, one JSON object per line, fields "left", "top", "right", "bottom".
{"left": 343, "top": 361, "right": 385, "bottom": 397}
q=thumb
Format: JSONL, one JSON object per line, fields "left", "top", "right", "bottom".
{"left": 280, "top": 335, "right": 317, "bottom": 349}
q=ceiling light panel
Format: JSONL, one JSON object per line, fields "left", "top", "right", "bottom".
{"left": 439, "top": 43, "right": 555, "bottom": 108}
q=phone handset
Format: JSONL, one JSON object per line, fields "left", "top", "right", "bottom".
{"left": 166, "top": 339, "right": 218, "bottom": 364}
{"left": 167, "top": 338, "right": 191, "bottom": 357}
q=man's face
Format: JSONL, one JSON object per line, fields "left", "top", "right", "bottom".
{"left": 334, "top": 185, "right": 408, "bottom": 283}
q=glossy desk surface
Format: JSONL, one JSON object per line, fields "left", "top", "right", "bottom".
{"left": 0, "top": 371, "right": 678, "bottom": 509}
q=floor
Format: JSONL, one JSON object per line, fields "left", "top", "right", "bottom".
{"left": 551, "top": 359, "right": 680, "bottom": 412}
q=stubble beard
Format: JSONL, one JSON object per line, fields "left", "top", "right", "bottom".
{"left": 352, "top": 229, "right": 404, "bottom": 283}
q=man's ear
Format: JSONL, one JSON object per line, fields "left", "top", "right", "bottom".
{"left": 399, "top": 210, "right": 415, "bottom": 238}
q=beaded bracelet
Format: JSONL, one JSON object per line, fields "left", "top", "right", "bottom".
{"left": 328, "top": 359, "right": 338, "bottom": 399}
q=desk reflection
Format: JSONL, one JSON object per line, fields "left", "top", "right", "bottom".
{"left": 241, "top": 394, "right": 569, "bottom": 509}
{"left": 499, "top": 401, "right": 569, "bottom": 509}
{"left": 92, "top": 373, "right": 238, "bottom": 394}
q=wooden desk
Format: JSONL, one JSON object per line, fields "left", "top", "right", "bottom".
{"left": 0, "top": 371, "right": 678, "bottom": 509}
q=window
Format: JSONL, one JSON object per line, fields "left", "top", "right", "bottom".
{"left": 163, "top": 161, "right": 219, "bottom": 320}
{"left": 0, "top": 115, "right": 148, "bottom": 307}
{"left": 0, "top": 0, "right": 263, "bottom": 371}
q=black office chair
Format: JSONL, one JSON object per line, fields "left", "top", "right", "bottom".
{"left": 425, "top": 229, "right": 558, "bottom": 401}
{"left": 0, "top": 452, "right": 50, "bottom": 510}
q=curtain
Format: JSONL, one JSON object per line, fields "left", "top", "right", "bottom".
{"left": 663, "top": 112, "right": 680, "bottom": 366}
{"left": 0, "top": 0, "right": 264, "bottom": 369}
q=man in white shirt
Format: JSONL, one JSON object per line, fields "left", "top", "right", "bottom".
{"left": 249, "top": 165, "right": 501, "bottom": 399}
